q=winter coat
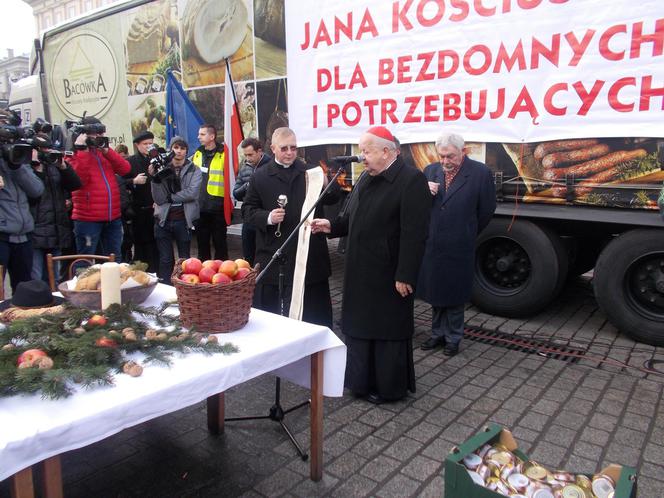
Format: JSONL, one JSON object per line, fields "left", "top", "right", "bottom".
{"left": 416, "top": 156, "right": 496, "bottom": 307}
{"left": 152, "top": 160, "right": 202, "bottom": 229}
{"left": 232, "top": 153, "right": 272, "bottom": 201}
{"left": 69, "top": 147, "right": 131, "bottom": 222}
{"left": 328, "top": 156, "right": 431, "bottom": 341}
{"left": 0, "top": 160, "right": 44, "bottom": 239}
{"left": 127, "top": 152, "right": 155, "bottom": 243}
{"left": 30, "top": 162, "right": 81, "bottom": 249}
{"left": 242, "top": 157, "right": 339, "bottom": 286}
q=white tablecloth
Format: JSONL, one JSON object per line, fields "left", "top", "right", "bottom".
{"left": 0, "top": 284, "right": 347, "bottom": 480}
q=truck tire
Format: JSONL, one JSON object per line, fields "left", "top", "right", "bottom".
{"left": 472, "top": 219, "right": 568, "bottom": 317}
{"left": 594, "top": 229, "right": 664, "bottom": 346}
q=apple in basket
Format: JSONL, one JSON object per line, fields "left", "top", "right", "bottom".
{"left": 202, "top": 259, "right": 222, "bottom": 272}
{"left": 234, "top": 268, "right": 251, "bottom": 280}
{"left": 219, "top": 260, "right": 238, "bottom": 278}
{"left": 198, "top": 266, "right": 217, "bottom": 284}
{"left": 211, "top": 272, "right": 233, "bottom": 285}
{"left": 235, "top": 258, "right": 251, "bottom": 270}
{"left": 181, "top": 273, "right": 200, "bottom": 284}
{"left": 17, "top": 348, "right": 47, "bottom": 367}
{"left": 182, "top": 258, "right": 203, "bottom": 275}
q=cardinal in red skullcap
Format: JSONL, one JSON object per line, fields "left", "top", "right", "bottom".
{"left": 310, "top": 126, "right": 431, "bottom": 404}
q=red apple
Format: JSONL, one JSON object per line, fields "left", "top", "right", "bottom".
{"left": 95, "top": 337, "right": 118, "bottom": 348}
{"left": 17, "top": 348, "right": 47, "bottom": 367}
{"left": 198, "top": 266, "right": 217, "bottom": 283}
{"left": 181, "top": 273, "right": 200, "bottom": 284}
{"left": 181, "top": 257, "right": 203, "bottom": 275}
{"left": 219, "top": 260, "right": 238, "bottom": 278}
{"left": 202, "top": 259, "right": 221, "bottom": 272}
{"left": 234, "top": 268, "right": 251, "bottom": 280}
{"left": 235, "top": 258, "right": 251, "bottom": 270}
{"left": 87, "top": 314, "right": 107, "bottom": 327}
{"left": 211, "top": 272, "right": 233, "bottom": 285}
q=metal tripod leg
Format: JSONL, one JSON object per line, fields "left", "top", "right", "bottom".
{"left": 225, "top": 377, "right": 310, "bottom": 461}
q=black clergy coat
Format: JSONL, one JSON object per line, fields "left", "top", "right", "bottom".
{"left": 241, "top": 157, "right": 337, "bottom": 286}
{"left": 416, "top": 156, "right": 496, "bottom": 307}
{"left": 329, "top": 156, "right": 431, "bottom": 341}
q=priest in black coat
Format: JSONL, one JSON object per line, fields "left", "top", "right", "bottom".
{"left": 241, "top": 127, "right": 338, "bottom": 328}
{"left": 311, "top": 126, "right": 431, "bottom": 404}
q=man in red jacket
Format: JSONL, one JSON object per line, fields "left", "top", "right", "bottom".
{"left": 68, "top": 116, "right": 131, "bottom": 259}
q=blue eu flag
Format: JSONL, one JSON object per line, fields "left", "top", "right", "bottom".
{"left": 165, "top": 70, "right": 203, "bottom": 150}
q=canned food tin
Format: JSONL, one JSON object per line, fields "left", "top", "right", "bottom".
{"left": 532, "top": 489, "right": 556, "bottom": 498}
{"left": 478, "top": 444, "right": 493, "bottom": 459}
{"left": 561, "top": 484, "right": 586, "bottom": 498}
{"left": 476, "top": 463, "right": 491, "bottom": 481}
{"left": 524, "top": 463, "right": 548, "bottom": 481}
{"left": 575, "top": 474, "right": 592, "bottom": 490}
{"left": 553, "top": 472, "right": 575, "bottom": 483}
{"left": 466, "top": 470, "right": 485, "bottom": 486}
{"left": 591, "top": 475, "right": 615, "bottom": 498}
{"left": 492, "top": 451, "right": 514, "bottom": 466}
{"left": 500, "top": 463, "right": 515, "bottom": 481}
{"left": 486, "top": 476, "right": 501, "bottom": 491}
{"left": 495, "top": 480, "right": 510, "bottom": 495}
{"left": 463, "top": 453, "right": 482, "bottom": 470}
{"left": 507, "top": 473, "right": 530, "bottom": 492}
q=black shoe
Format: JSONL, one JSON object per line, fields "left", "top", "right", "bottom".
{"left": 421, "top": 337, "right": 445, "bottom": 351}
{"left": 366, "top": 392, "right": 387, "bottom": 405}
{"left": 443, "top": 344, "right": 459, "bottom": 357}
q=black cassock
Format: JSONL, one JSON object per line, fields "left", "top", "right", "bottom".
{"left": 242, "top": 158, "right": 338, "bottom": 328}
{"left": 329, "top": 157, "right": 430, "bottom": 400}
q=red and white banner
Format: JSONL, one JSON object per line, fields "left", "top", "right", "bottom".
{"left": 224, "top": 60, "right": 243, "bottom": 225}
{"left": 285, "top": 0, "right": 664, "bottom": 146}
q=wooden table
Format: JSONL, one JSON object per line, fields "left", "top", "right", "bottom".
{"left": 1, "top": 285, "right": 346, "bottom": 497}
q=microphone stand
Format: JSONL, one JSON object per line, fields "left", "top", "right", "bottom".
{"left": 225, "top": 164, "right": 346, "bottom": 461}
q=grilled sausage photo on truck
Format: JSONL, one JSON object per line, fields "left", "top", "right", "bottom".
{"left": 543, "top": 149, "right": 647, "bottom": 181}
{"left": 541, "top": 143, "right": 611, "bottom": 169}
{"left": 551, "top": 148, "right": 648, "bottom": 197}
{"left": 533, "top": 138, "right": 600, "bottom": 160}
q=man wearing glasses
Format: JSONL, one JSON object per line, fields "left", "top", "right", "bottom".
{"left": 241, "top": 127, "right": 338, "bottom": 328}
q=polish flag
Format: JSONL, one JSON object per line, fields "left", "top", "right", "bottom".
{"left": 224, "top": 59, "right": 244, "bottom": 225}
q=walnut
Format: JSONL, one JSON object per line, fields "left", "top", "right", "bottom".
{"left": 73, "top": 327, "right": 86, "bottom": 335}
{"left": 145, "top": 329, "right": 158, "bottom": 340}
{"left": 206, "top": 335, "right": 218, "bottom": 344}
{"left": 33, "top": 356, "right": 54, "bottom": 370}
{"left": 124, "top": 332, "right": 137, "bottom": 342}
{"left": 122, "top": 361, "right": 143, "bottom": 377}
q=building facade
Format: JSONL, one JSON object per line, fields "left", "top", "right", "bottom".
{"left": 22, "top": 0, "right": 124, "bottom": 34}
{"left": 0, "top": 50, "right": 30, "bottom": 107}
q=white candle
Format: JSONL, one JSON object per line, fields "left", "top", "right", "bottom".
{"left": 100, "top": 262, "right": 122, "bottom": 309}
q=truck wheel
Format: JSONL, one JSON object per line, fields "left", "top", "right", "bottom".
{"left": 472, "top": 219, "right": 568, "bottom": 317}
{"left": 594, "top": 229, "right": 664, "bottom": 346}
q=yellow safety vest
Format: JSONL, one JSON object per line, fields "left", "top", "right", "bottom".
{"left": 192, "top": 149, "right": 225, "bottom": 197}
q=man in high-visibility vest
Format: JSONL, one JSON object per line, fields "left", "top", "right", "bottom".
{"left": 191, "top": 124, "right": 228, "bottom": 261}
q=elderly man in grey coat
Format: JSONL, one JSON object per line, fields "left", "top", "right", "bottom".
{"left": 417, "top": 132, "right": 496, "bottom": 356}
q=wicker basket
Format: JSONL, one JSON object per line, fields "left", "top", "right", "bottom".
{"left": 171, "top": 259, "right": 258, "bottom": 333}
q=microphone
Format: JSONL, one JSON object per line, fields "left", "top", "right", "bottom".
{"left": 331, "top": 154, "right": 364, "bottom": 164}
{"left": 275, "top": 194, "right": 287, "bottom": 238}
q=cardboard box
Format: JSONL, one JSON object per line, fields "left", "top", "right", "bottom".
{"left": 444, "top": 424, "right": 637, "bottom": 498}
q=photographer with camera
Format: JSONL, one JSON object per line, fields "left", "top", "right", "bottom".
{"left": 127, "top": 130, "right": 158, "bottom": 272}
{"left": 29, "top": 133, "right": 82, "bottom": 282}
{"left": 67, "top": 116, "right": 131, "bottom": 259}
{"left": 0, "top": 110, "right": 45, "bottom": 292}
{"left": 150, "top": 136, "right": 202, "bottom": 283}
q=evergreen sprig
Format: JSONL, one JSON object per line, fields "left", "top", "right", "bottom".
{"left": 0, "top": 303, "right": 239, "bottom": 399}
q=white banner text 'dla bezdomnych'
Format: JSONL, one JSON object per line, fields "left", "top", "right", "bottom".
{"left": 285, "top": 0, "right": 664, "bottom": 146}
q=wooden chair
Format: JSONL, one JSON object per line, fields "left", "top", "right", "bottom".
{"left": 46, "top": 253, "right": 115, "bottom": 292}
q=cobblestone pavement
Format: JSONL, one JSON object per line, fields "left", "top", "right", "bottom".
{"left": 2, "top": 233, "right": 663, "bottom": 498}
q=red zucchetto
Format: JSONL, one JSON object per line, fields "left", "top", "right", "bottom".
{"left": 366, "top": 126, "right": 395, "bottom": 142}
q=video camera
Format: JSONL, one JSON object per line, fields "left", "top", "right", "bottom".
{"left": 65, "top": 116, "right": 109, "bottom": 149}
{"left": 147, "top": 144, "right": 175, "bottom": 181}
{"left": 0, "top": 110, "right": 37, "bottom": 166}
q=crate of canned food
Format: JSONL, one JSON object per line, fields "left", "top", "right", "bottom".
{"left": 444, "top": 424, "right": 636, "bottom": 498}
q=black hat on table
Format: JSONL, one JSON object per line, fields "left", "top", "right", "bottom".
{"left": 133, "top": 131, "right": 155, "bottom": 144}
{"left": 0, "top": 280, "right": 65, "bottom": 311}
